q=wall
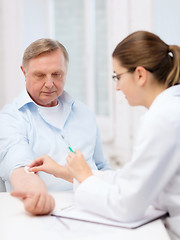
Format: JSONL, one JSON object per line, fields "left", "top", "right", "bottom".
{"left": 0, "top": 0, "right": 24, "bottom": 108}
{"left": 154, "top": 0, "right": 180, "bottom": 45}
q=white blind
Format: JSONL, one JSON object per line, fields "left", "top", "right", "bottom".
{"left": 94, "top": 0, "right": 109, "bottom": 115}
{"left": 53, "top": 0, "right": 110, "bottom": 116}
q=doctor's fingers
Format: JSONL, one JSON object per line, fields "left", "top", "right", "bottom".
{"left": 66, "top": 156, "right": 78, "bottom": 168}
{"left": 28, "top": 156, "right": 47, "bottom": 168}
{"left": 67, "top": 149, "right": 82, "bottom": 159}
{"left": 67, "top": 150, "right": 82, "bottom": 162}
{"left": 28, "top": 166, "right": 44, "bottom": 173}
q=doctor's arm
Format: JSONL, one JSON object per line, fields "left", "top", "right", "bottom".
{"left": 28, "top": 155, "right": 73, "bottom": 182}
{"left": 10, "top": 167, "right": 55, "bottom": 215}
{"left": 66, "top": 117, "right": 178, "bottom": 222}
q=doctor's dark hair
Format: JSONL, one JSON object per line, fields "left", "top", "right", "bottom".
{"left": 22, "top": 38, "right": 69, "bottom": 71}
{"left": 112, "top": 31, "right": 180, "bottom": 88}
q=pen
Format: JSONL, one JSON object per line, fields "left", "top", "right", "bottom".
{"left": 54, "top": 216, "right": 70, "bottom": 230}
{"left": 61, "top": 134, "right": 75, "bottom": 153}
{"left": 68, "top": 146, "right": 75, "bottom": 153}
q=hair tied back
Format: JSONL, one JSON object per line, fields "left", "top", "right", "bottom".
{"left": 168, "top": 45, "right": 173, "bottom": 57}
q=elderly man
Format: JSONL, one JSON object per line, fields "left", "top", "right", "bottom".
{"left": 0, "top": 39, "right": 110, "bottom": 215}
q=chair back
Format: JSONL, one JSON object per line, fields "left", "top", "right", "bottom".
{"left": 0, "top": 177, "right": 6, "bottom": 192}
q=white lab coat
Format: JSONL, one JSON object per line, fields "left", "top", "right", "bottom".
{"left": 74, "top": 85, "right": 180, "bottom": 240}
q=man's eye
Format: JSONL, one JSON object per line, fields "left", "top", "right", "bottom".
{"left": 36, "top": 74, "right": 44, "bottom": 78}
{"left": 52, "top": 73, "right": 62, "bottom": 77}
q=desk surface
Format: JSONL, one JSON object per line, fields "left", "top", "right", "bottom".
{"left": 0, "top": 192, "right": 170, "bottom": 240}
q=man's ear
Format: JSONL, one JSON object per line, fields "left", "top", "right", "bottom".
{"left": 20, "top": 65, "right": 26, "bottom": 77}
{"left": 135, "top": 66, "right": 148, "bottom": 87}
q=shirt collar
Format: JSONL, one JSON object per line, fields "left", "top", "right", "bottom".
{"left": 16, "top": 88, "right": 75, "bottom": 110}
{"left": 150, "top": 84, "right": 180, "bottom": 110}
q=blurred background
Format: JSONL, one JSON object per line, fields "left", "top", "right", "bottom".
{"left": 0, "top": 0, "right": 180, "bottom": 169}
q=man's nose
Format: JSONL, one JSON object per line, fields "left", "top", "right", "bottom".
{"left": 45, "top": 77, "right": 54, "bottom": 88}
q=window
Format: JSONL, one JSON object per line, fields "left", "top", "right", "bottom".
{"left": 53, "top": 0, "right": 112, "bottom": 121}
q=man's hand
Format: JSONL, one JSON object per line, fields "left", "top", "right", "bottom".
{"left": 11, "top": 191, "right": 55, "bottom": 215}
{"left": 10, "top": 167, "right": 55, "bottom": 215}
{"left": 66, "top": 149, "right": 93, "bottom": 183}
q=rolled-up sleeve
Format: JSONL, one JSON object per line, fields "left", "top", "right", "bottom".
{"left": 0, "top": 107, "right": 33, "bottom": 182}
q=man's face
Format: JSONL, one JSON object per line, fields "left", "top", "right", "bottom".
{"left": 22, "top": 49, "right": 67, "bottom": 107}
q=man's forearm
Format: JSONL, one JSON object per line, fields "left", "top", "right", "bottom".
{"left": 10, "top": 167, "right": 47, "bottom": 192}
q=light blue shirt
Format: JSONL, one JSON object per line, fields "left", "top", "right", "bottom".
{"left": 0, "top": 89, "right": 110, "bottom": 191}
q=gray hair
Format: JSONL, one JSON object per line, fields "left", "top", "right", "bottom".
{"left": 22, "top": 38, "right": 69, "bottom": 71}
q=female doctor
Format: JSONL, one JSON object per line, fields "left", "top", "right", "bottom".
{"left": 28, "top": 31, "right": 180, "bottom": 240}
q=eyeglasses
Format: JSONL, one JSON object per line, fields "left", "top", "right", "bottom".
{"left": 112, "top": 67, "right": 154, "bottom": 82}
{"left": 112, "top": 71, "right": 129, "bottom": 82}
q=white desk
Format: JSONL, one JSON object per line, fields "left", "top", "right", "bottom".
{"left": 0, "top": 192, "right": 171, "bottom": 240}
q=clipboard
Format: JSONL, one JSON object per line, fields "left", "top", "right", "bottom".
{"left": 52, "top": 205, "right": 168, "bottom": 229}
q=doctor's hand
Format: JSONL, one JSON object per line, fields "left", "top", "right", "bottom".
{"left": 28, "top": 155, "right": 73, "bottom": 182}
{"left": 11, "top": 191, "right": 55, "bottom": 215}
{"left": 28, "top": 155, "right": 60, "bottom": 177}
{"left": 66, "top": 149, "right": 93, "bottom": 183}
